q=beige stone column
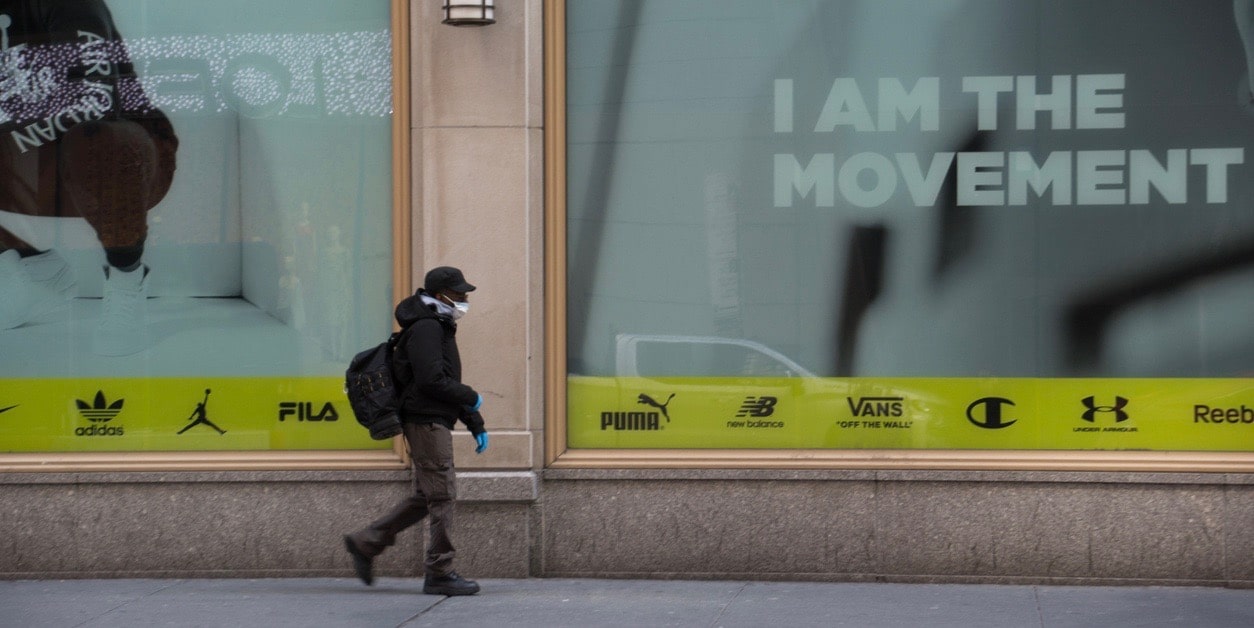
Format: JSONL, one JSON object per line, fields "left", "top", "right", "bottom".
{"left": 411, "top": 1, "right": 543, "bottom": 471}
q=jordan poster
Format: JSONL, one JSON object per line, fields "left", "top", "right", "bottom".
{"left": 0, "top": 0, "right": 396, "bottom": 453}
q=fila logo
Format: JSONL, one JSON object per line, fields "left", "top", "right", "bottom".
{"left": 278, "top": 401, "right": 339, "bottom": 422}
{"left": 1081, "top": 396, "right": 1129, "bottom": 423}
{"left": 736, "top": 396, "right": 778, "bottom": 418}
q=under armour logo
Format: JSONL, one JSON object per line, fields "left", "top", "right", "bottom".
{"left": 736, "top": 396, "right": 778, "bottom": 418}
{"left": 1081, "top": 396, "right": 1129, "bottom": 423}
{"left": 637, "top": 393, "right": 675, "bottom": 422}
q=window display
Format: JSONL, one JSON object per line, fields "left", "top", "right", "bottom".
{"left": 0, "top": 0, "right": 396, "bottom": 454}
{"left": 563, "top": 0, "right": 1253, "bottom": 452}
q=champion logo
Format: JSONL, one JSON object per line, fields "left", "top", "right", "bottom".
{"left": 76, "top": 391, "right": 124, "bottom": 423}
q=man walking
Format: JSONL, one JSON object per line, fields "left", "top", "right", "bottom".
{"left": 344, "top": 266, "right": 489, "bottom": 596}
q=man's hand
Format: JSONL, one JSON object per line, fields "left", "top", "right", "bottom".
{"left": 471, "top": 394, "right": 483, "bottom": 412}
{"left": 474, "top": 432, "right": 489, "bottom": 454}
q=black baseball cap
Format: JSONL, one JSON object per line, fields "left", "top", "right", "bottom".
{"left": 424, "top": 266, "right": 476, "bottom": 294}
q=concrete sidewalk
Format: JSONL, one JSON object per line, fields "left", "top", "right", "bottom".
{"left": 2, "top": 577, "right": 1253, "bottom": 628}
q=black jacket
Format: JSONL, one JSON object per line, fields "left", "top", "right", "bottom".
{"left": 392, "top": 289, "right": 485, "bottom": 435}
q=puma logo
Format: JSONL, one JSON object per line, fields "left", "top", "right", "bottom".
{"left": 636, "top": 393, "right": 675, "bottom": 422}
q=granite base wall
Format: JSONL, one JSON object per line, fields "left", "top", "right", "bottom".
{"left": 537, "top": 470, "right": 1254, "bottom": 587}
{"left": 0, "top": 471, "right": 534, "bottom": 580}
{"left": 2, "top": 469, "right": 1251, "bottom": 586}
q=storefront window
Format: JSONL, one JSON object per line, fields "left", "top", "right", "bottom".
{"left": 1, "top": 0, "right": 396, "bottom": 455}
{"left": 562, "top": 1, "right": 1253, "bottom": 452}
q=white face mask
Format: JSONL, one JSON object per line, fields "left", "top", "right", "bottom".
{"left": 439, "top": 294, "right": 470, "bottom": 319}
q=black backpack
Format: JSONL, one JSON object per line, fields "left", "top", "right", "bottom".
{"left": 344, "top": 327, "right": 411, "bottom": 440}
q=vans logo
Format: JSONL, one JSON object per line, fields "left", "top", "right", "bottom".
{"left": 847, "top": 396, "right": 903, "bottom": 418}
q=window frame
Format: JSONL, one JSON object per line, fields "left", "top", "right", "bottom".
{"left": 0, "top": 0, "right": 412, "bottom": 473}
{"left": 541, "top": 0, "right": 1254, "bottom": 472}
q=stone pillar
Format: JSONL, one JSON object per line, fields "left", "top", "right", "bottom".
{"left": 410, "top": 0, "right": 544, "bottom": 578}
{"left": 412, "top": 0, "right": 543, "bottom": 473}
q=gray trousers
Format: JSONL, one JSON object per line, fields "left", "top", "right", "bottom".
{"left": 348, "top": 422, "right": 458, "bottom": 577}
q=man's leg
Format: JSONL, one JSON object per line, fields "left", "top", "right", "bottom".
{"left": 347, "top": 422, "right": 433, "bottom": 558}
{"left": 413, "top": 423, "right": 457, "bottom": 576}
{"left": 415, "top": 423, "right": 479, "bottom": 596}
{"left": 59, "top": 118, "right": 169, "bottom": 355}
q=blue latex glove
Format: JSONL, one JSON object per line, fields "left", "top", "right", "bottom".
{"left": 471, "top": 394, "right": 483, "bottom": 412}
{"left": 474, "top": 432, "right": 489, "bottom": 454}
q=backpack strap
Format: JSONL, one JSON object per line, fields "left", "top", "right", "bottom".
{"left": 387, "top": 323, "right": 417, "bottom": 390}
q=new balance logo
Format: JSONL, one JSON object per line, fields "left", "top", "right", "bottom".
{"left": 736, "top": 396, "right": 778, "bottom": 418}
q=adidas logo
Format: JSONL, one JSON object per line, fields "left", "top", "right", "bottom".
{"left": 77, "top": 391, "right": 124, "bottom": 423}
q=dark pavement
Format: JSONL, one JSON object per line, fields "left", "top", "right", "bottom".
{"left": 2, "top": 577, "right": 1253, "bottom": 627}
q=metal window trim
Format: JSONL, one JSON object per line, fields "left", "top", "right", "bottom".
{"left": 540, "top": 0, "right": 1254, "bottom": 473}
{"left": 0, "top": 0, "right": 413, "bottom": 473}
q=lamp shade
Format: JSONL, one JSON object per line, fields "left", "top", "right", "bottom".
{"left": 443, "top": 0, "right": 495, "bottom": 26}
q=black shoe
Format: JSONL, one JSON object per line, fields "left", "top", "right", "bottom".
{"left": 344, "top": 535, "right": 374, "bottom": 586}
{"left": 423, "top": 571, "right": 480, "bottom": 596}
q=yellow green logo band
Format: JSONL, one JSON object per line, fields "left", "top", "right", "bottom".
{"left": 0, "top": 378, "right": 386, "bottom": 452}
{"left": 567, "top": 377, "right": 1254, "bottom": 451}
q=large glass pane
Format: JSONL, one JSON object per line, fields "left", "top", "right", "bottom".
{"left": 1, "top": 0, "right": 394, "bottom": 452}
{"left": 565, "top": 0, "right": 1254, "bottom": 451}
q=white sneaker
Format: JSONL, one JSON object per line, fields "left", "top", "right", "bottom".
{"left": 93, "top": 265, "right": 150, "bottom": 356}
{"left": 0, "top": 249, "right": 76, "bottom": 330}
